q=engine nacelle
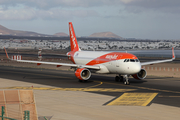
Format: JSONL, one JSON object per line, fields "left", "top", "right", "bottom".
{"left": 75, "top": 68, "right": 91, "bottom": 80}
{"left": 132, "top": 69, "right": 147, "bottom": 80}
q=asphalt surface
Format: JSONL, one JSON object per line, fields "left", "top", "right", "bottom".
{"left": 0, "top": 65, "right": 180, "bottom": 108}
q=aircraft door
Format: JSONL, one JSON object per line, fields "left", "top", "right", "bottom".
{"left": 109, "top": 60, "right": 120, "bottom": 73}
{"left": 115, "top": 60, "right": 119, "bottom": 67}
{"left": 115, "top": 55, "right": 122, "bottom": 68}
{"left": 114, "top": 55, "right": 122, "bottom": 73}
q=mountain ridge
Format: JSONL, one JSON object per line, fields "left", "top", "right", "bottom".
{"left": 89, "top": 32, "right": 123, "bottom": 39}
{"left": 0, "top": 24, "right": 123, "bottom": 38}
{"left": 54, "top": 32, "right": 68, "bottom": 37}
{"left": 0, "top": 24, "right": 50, "bottom": 37}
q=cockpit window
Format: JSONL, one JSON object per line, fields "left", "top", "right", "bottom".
{"left": 135, "top": 59, "right": 139, "bottom": 62}
{"left": 124, "top": 59, "right": 130, "bottom": 62}
{"left": 130, "top": 59, "right": 135, "bottom": 62}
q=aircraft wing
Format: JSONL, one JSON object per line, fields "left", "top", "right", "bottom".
{"left": 4, "top": 47, "right": 100, "bottom": 70}
{"left": 141, "top": 48, "right": 175, "bottom": 66}
{"left": 17, "top": 60, "right": 100, "bottom": 69}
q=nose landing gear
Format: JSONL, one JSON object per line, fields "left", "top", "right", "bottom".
{"left": 123, "top": 75, "right": 130, "bottom": 85}
{"left": 115, "top": 75, "right": 130, "bottom": 85}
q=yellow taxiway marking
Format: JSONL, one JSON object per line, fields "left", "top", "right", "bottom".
{"left": 86, "top": 81, "right": 103, "bottom": 88}
{"left": 2, "top": 69, "right": 180, "bottom": 94}
{"left": 2, "top": 87, "right": 136, "bottom": 92}
{"left": 100, "top": 81, "right": 180, "bottom": 94}
{"left": 107, "top": 93, "right": 158, "bottom": 106}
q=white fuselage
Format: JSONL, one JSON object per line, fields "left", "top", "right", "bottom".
{"left": 72, "top": 51, "right": 141, "bottom": 75}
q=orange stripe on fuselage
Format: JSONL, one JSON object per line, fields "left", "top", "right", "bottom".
{"left": 86, "top": 52, "right": 138, "bottom": 65}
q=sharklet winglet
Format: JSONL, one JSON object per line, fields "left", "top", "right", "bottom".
{"left": 4, "top": 47, "right": 10, "bottom": 59}
{"left": 172, "top": 47, "right": 175, "bottom": 59}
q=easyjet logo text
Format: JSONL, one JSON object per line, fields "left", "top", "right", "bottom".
{"left": 105, "top": 54, "right": 118, "bottom": 59}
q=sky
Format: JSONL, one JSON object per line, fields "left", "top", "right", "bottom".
{"left": 0, "top": 0, "right": 180, "bottom": 40}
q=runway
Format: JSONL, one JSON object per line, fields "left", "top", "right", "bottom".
{"left": 0, "top": 65, "right": 180, "bottom": 108}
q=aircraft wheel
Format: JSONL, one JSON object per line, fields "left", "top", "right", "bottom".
{"left": 79, "top": 80, "right": 88, "bottom": 83}
{"left": 79, "top": 80, "right": 83, "bottom": 82}
{"left": 115, "top": 76, "right": 120, "bottom": 82}
{"left": 124, "top": 81, "right": 130, "bottom": 85}
{"left": 119, "top": 76, "right": 124, "bottom": 82}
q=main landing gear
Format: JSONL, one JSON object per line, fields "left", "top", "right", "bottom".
{"left": 115, "top": 75, "right": 130, "bottom": 85}
{"left": 79, "top": 79, "right": 88, "bottom": 83}
{"left": 115, "top": 76, "right": 123, "bottom": 82}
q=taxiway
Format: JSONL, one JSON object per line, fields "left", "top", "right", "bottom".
{"left": 0, "top": 65, "right": 180, "bottom": 120}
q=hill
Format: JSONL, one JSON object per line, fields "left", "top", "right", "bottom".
{"left": 0, "top": 24, "right": 123, "bottom": 39}
{"left": 0, "top": 25, "right": 13, "bottom": 35}
{"left": 0, "top": 24, "right": 50, "bottom": 37}
{"left": 89, "top": 32, "right": 123, "bottom": 39}
{"left": 54, "top": 32, "right": 68, "bottom": 37}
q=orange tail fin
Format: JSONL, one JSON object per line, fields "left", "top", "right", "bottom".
{"left": 69, "top": 22, "right": 81, "bottom": 52}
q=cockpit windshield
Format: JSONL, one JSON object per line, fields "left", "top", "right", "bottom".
{"left": 124, "top": 59, "right": 139, "bottom": 62}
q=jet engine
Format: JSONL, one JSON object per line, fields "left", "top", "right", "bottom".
{"left": 75, "top": 68, "right": 91, "bottom": 80}
{"left": 132, "top": 69, "right": 147, "bottom": 80}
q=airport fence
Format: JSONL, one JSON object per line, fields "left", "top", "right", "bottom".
{"left": 0, "top": 106, "right": 30, "bottom": 120}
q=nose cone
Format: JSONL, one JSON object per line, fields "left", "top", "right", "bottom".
{"left": 131, "top": 63, "right": 141, "bottom": 74}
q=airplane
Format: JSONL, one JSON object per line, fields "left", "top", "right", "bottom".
{"left": 4, "top": 22, "right": 175, "bottom": 85}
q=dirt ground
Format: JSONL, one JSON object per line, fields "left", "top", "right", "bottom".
{"left": 142, "top": 63, "right": 180, "bottom": 78}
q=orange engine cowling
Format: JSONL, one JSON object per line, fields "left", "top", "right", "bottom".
{"left": 75, "top": 68, "right": 91, "bottom": 80}
{"left": 132, "top": 69, "right": 147, "bottom": 80}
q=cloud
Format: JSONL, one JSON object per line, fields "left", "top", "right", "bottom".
{"left": 0, "top": 0, "right": 179, "bottom": 21}
{"left": 0, "top": 7, "right": 36, "bottom": 20}
{"left": 39, "top": 8, "right": 98, "bottom": 20}
{"left": 0, "top": 0, "right": 101, "bottom": 21}
{"left": 120, "top": 0, "right": 180, "bottom": 14}
{"left": 0, "top": 0, "right": 109, "bottom": 9}
{"left": 0, "top": 0, "right": 179, "bottom": 10}
{"left": 0, "top": 7, "right": 98, "bottom": 21}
